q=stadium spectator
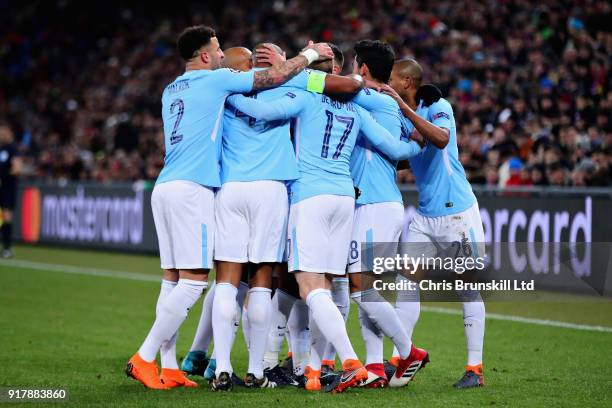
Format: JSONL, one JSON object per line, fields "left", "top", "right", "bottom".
{"left": 0, "top": 0, "right": 610, "bottom": 187}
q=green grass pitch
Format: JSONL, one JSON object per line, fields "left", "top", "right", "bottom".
{"left": 0, "top": 245, "right": 611, "bottom": 407}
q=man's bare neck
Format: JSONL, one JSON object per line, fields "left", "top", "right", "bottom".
{"left": 185, "top": 61, "right": 212, "bottom": 72}
{"left": 406, "top": 90, "right": 418, "bottom": 110}
{"left": 365, "top": 75, "right": 385, "bottom": 88}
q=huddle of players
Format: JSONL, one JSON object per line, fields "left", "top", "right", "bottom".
{"left": 125, "top": 24, "right": 486, "bottom": 393}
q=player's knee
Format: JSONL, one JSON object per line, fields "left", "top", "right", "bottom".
{"left": 349, "top": 274, "right": 362, "bottom": 293}
{"left": 163, "top": 269, "right": 179, "bottom": 281}
{"left": 298, "top": 286, "right": 309, "bottom": 301}
{"left": 249, "top": 269, "right": 273, "bottom": 288}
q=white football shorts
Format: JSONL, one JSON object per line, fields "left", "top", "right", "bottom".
{"left": 151, "top": 180, "right": 215, "bottom": 270}
{"left": 403, "top": 202, "right": 486, "bottom": 262}
{"left": 348, "top": 201, "right": 405, "bottom": 273}
{"left": 287, "top": 194, "right": 355, "bottom": 275}
{"left": 215, "top": 180, "right": 288, "bottom": 263}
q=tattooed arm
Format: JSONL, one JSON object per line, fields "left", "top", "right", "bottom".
{"left": 251, "top": 42, "right": 333, "bottom": 91}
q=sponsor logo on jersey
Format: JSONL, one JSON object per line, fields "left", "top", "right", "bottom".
{"left": 432, "top": 111, "right": 450, "bottom": 120}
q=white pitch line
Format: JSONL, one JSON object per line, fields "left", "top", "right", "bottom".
{"left": 1, "top": 259, "right": 611, "bottom": 333}
{"left": 421, "top": 306, "right": 612, "bottom": 333}
{"left": 0, "top": 259, "right": 159, "bottom": 283}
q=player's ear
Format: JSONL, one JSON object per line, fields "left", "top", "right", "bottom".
{"left": 360, "top": 62, "right": 369, "bottom": 77}
{"left": 200, "top": 51, "right": 209, "bottom": 64}
{"left": 403, "top": 76, "right": 411, "bottom": 91}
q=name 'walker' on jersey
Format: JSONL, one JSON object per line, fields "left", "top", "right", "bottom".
{"left": 157, "top": 68, "right": 255, "bottom": 188}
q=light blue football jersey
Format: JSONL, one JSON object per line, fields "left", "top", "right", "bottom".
{"left": 220, "top": 69, "right": 321, "bottom": 183}
{"left": 403, "top": 98, "right": 476, "bottom": 217}
{"left": 226, "top": 90, "right": 422, "bottom": 204}
{"left": 156, "top": 68, "right": 254, "bottom": 187}
{"left": 351, "top": 88, "right": 406, "bottom": 205}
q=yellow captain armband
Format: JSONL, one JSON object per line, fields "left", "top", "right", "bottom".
{"left": 306, "top": 71, "right": 326, "bottom": 94}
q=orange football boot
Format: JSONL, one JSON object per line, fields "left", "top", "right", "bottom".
{"left": 331, "top": 359, "right": 368, "bottom": 393}
{"left": 125, "top": 353, "right": 169, "bottom": 390}
{"left": 321, "top": 359, "right": 335, "bottom": 370}
{"left": 160, "top": 368, "right": 198, "bottom": 388}
{"left": 304, "top": 366, "right": 321, "bottom": 391}
{"left": 454, "top": 364, "right": 484, "bottom": 388}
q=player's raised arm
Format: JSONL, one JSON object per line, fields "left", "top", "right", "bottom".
{"left": 251, "top": 42, "right": 333, "bottom": 91}
{"left": 322, "top": 74, "right": 363, "bottom": 95}
{"left": 226, "top": 90, "right": 307, "bottom": 122}
{"left": 256, "top": 42, "right": 363, "bottom": 96}
{"left": 320, "top": 43, "right": 363, "bottom": 97}
{"left": 381, "top": 83, "right": 450, "bottom": 148}
{"left": 357, "top": 106, "right": 422, "bottom": 160}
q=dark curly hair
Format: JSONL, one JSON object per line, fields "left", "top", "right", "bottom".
{"left": 354, "top": 40, "right": 395, "bottom": 83}
{"left": 177, "top": 25, "right": 216, "bottom": 61}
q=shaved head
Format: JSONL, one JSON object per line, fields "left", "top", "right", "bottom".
{"left": 221, "top": 47, "right": 253, "bottom": 72}
{"left": 389, "top": 58, "right": 424, "bottom": 103}
{"left": 393, "top": 58, "right": 423, "bottom": 87}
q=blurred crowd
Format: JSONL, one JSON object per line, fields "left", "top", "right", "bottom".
{"left": 1, "top": 0, "right": 610, "bottom": 187}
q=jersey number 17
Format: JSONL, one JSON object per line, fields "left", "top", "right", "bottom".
{"left": 321, "top": 110, "right": 354, "bottom": 159}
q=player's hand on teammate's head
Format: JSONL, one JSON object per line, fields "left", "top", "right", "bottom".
{"left": 415, "top": 84, "right": 442, "bottom": 107}
{"left": 303, "top": 41, "right": 334, "bottom": 61}
{"left": 256, "top": 44, "right": 286, "bottom": 67}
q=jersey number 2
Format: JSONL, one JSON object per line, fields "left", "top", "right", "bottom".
{"left": 321, "top": 110, "right": 354, "bottom": 159}
{"left": 170, "top": 99, "right": 184, "bottom": 145}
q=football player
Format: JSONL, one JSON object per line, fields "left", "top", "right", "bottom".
{"left": 383, "top": 59, "right": 486, "bottom": 389}
{"left": 125, "top": 25, "right": 333, "bottom": 390}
